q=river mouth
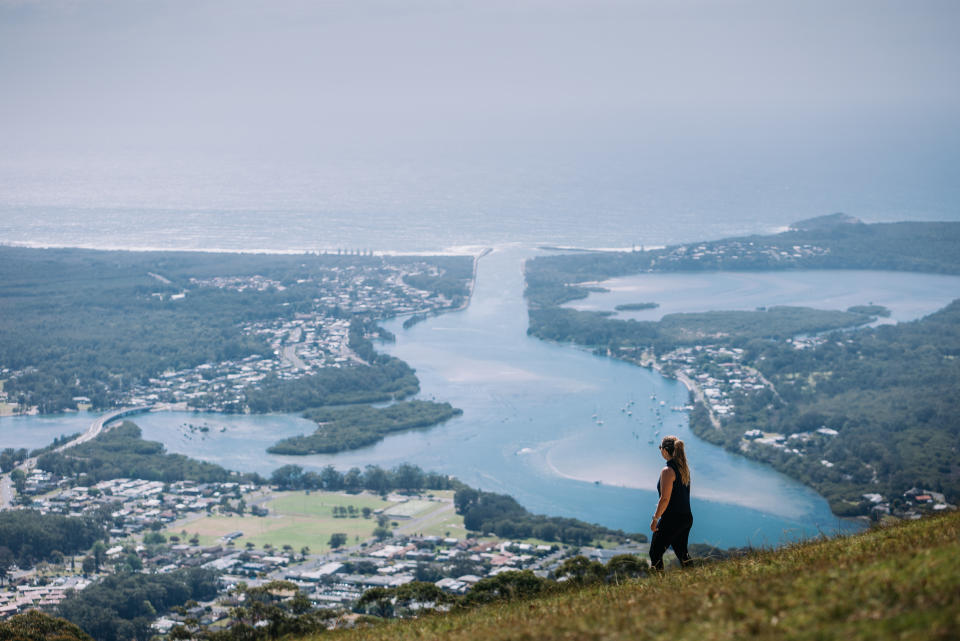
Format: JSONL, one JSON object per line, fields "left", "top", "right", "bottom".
{"left": 9, "top": 246, "right": 958, "bottom": 546}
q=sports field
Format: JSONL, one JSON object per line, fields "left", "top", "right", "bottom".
{"left": 169, "top": 490, "right": 455, "bottom": 552}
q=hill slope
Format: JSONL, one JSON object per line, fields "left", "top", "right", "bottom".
{"left": 320, "top": 512, "right": 959, "bottom": 641}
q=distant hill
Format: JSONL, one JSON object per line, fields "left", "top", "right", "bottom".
{"left": 790, "top": 212, "right": 863, "bottom": 231}
{"left": 313, "top": 512, "right": 960, "bottom": 641}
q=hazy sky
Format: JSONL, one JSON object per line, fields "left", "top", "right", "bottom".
{"left": 1, "top": 0, "right": 958, "bottom": 218}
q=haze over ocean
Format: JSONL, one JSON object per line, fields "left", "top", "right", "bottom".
{"left": 1, "top": 1, "right": 959, "bottom": 252}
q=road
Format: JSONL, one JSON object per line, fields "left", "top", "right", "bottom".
{"left": 60, "top": 405, "right": 154, "bottom": 451}
{"left": 0, "top": 474, "right": 13, "bottom": 509}
{"left": 0, "top": 404, "right": 153, "bottom": 509}
{"left": 393, "top": 501, "right": 457, "bottom": 537}
{"left": 672, "top": 371, "right": 721, "bottom": 430}
{"left": 280, "top": 327, "right": 309, "bottom": 371}
{"left": 281, "top": 344, "right": 309, "bottom": 371}
{"left": 747, "top": 365, "right": 783, "bottom": 402}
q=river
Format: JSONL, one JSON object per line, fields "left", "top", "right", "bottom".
{"left": 6, "top": 247, "right": 960, "bottom": 546}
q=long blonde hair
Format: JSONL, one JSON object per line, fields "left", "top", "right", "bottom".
{"left": 661, "top": 435, "right": 691, "bottom": 486}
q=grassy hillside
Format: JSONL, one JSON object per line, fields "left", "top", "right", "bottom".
{"left": 319, "top": 512, "right": 960, "bottom": 641}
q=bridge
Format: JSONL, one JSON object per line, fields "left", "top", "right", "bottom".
{"left": 54, "top": 404, "right": 154, "bottom": 452}
{"left": 0, "top": 405, "right": 153, "bottom": 509}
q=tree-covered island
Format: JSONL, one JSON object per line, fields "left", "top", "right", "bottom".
{"left": 268, "top": 401, "right": 463, "bottom": 454}
{"left": 614, "top": 302, "right": 659, "bottom": 311}
{"left": 525, "top": 219, "right": 960, "bottom": 520}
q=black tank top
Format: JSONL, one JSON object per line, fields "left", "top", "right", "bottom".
{"left": 656, "top": 459, "right": 691, "bottom": 519}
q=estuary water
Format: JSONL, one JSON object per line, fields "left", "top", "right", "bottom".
{"left": 11, "top": 246, "right": 960, "bottom": 546}
{"left": 566, "top": 269, "right": 960, "bottom": 325}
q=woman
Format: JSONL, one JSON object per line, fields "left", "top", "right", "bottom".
{"left": 649, "top": 435, "right": 692, "bottom": 570}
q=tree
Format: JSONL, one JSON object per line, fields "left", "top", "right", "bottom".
{"left": 356, "top": 587, "right": 393, "bottom": 618}
{"left": 10, "top": 469, "right": 26, "bottom": 495}
{"left": 391, "top": 463, "right": 425, "bottom": 492}
{"left": 320, "top": 465, "right": 342, "bottom": 490}
{"left": 454, "top": 487, "right": 480, "bottom": 514}
{"left": 605, "top": 554, "right": 647, "bottom": 582}
{"left": 270, "top": 465, "right": 305, "bottom": 490}
{"left": 372, "top": 527, "right": 391, "bottom": 541}
{"left": 328, "top": 533, "right": 347, "bottom": 549}
{"left": 90, "top": 542, "right": 107, "bottom": 573}
{"left": 0, "top": 610, "right": 94, "bottom": 641}
{"left": 414, "top": 563, "right": 442, "bottom": 583}
{"left": 122, "top": 553, "right": 143, "bottom": 572}
{"left": 343, "top": 467, "right": 363, "bottom": 492}
{"left": 392, "top": 581, "right": 451, "bottom": 616}
{"left": 464, "top": 570, "right": 547, "bottom": 606}
{"left": 143, "top": 532, "right": 166, "bottom": 545}
{"left": 363, "top": 465, "right": 390, "bottom": 495}
{"left": 0, "top": 546, "right": 13, "bottom": 586}
{"left": 553, "top": 555, "right": 606, "bottom": 585}
{"left": 81, "top": 556, "right": 96, "bottom": 576}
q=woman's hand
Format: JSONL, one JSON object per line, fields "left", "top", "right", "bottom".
{"left": 650, "top": 516, "right": 658, "bottom": 532}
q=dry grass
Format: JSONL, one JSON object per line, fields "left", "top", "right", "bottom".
{"left": 312, "top": 512, "right": 960, "bottom": 641}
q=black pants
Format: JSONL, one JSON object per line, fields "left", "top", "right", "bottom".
{"left": 649, "top": 513, "right": 693, "bottom": 570}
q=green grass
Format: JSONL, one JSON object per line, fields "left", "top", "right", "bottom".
{"left": 312, "top": 512, "right": 960, "bottom": 641}
{"left": 173, "top": 513, "right": 377, "bottom": 551}
{"left": 267, "top": 490, "right": 391, "bottom": 517}
{"left": 168, "top": 490, "right": 394, "bottom": 552}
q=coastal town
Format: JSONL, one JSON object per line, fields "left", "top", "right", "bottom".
{"left": 1, "top": 232, "right": 958, "bottom": 636}
{"left": 0, "top": 465, "right": 638, "bottom": 628}
{"left": 610, "top": 337, "right": 955, "bottom": 523}
{"left": 647, "top": 239, "right": 831, "bottom": 270}
{"left": 127, "top": 260, "right": 471, "bottom": 413}
{"left": 0, "top": 257, "right": 472, "bottom": 416}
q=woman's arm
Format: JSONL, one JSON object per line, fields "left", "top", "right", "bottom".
{"left": 650, "top": 466, "right": 676, "bottom": 532}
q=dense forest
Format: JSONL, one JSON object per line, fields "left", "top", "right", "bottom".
{"left": 453, "top": 487, "right": 643, "bottom": 545}
{"left": 529, "top": 305, "right": 872, "bottom": 353}
{"left": 614, "top": 302, "right": 658, "bottom": 311}
{"left": 691, "top": 301, "right": 960, "bottom": 511}
{"left": 244, "top": 358, "right": 419, "bottom": 413}
{"left": 56, "top": 568, "right": 219, "bottom": 641}
{"left": 0, "top": 510, "right": 106, "bottom": 568}
{"left": 268, "top": 401, "right": 463, "bottom": 454}
{"left": 0, "top": 611, "right": 94, "bottom": 641}
{"left": 0, "top": 246, "right": 471, "bottom": 412}
{"left": 268, "top": 462, "right": 457, "bottom": 494}
{"left": 36, "top": 422, "right": 257, "bottom": 485}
